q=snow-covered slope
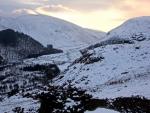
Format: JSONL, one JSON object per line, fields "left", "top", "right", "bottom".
{"left": 0, "top": 14, "right": 105, "bottom": 49}
{"left": 24, "top": 48, "right": 82, "bottom": 72}
{"left": 54, "top": 40, "right": 150, "bottom": 98}
{"left": 107, "top": 16, "right": 150, "bottom": 40}
{"left": 85, "top": 28, "right": 106, "bottom": 40}
{"left": 0, "top": 95, "right": 39, "bottom": 113}
{"left": 53, "top": 16, "right": 150, "bottom": 99}
{"left": 0, "top": 29, "right": 45, "bottom": 62}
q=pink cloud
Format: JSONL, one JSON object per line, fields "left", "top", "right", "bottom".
{"left": 36, "top": 4, "right": 76, "bottom": 14}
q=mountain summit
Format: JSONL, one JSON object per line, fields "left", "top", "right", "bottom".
{"left": 107, "top": 16, "right": 150, "bottom": 40}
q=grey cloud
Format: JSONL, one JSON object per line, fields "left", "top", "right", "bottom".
{"left": 36, "top": 4, "right": 75, "bottom": 13}
{"left": 0, "top": 0, "right": 40, "bottom": 12}
{"left": 43, "top": 0, "right": 125, "bottom": 12}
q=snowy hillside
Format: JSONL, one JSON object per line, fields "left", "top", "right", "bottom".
{"left": 54, "top": 40, "right": 150, "bottom": 98}
{"left": 0, "top": 14, "right": 105, "bottom": 50}
{"left": 0, "top": 29, "right": 44, "bottom": 61}
{"left": 24, "top": 47, "right": 82, "bottom": 72}
{"left": 107, "top": 16, "right": 150, "bottom": 40}
{"left": 53, "top": 16, "right": 150, "bottom": 99}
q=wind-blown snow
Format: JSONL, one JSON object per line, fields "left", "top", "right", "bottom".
{"left": 0, "top": 14, "right": 105, "bottom": 50}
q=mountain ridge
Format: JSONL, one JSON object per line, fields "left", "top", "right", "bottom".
{"left": 0, "top": 14, "right": 105, "bottom": 50}
{"left": 107, "top": 16, "right": 150, "bottom": 40}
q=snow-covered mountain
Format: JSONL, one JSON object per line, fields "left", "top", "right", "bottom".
{"left": 52, "top": 16, "right": 150, "bottom": 99}
{"left": 107, "top": 16, "right": 150, "bottom": 40}
{"left": 1, "top": 16, "right": 150, "bottom": 113}
{"left": 0, "top": 14, "right": 105, "bottom": 50}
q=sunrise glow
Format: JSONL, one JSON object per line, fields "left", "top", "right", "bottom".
{"left": 0, "top": 0, "right": 150, "bottom": 31}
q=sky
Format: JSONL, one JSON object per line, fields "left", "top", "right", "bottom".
{"left": 0, "top": 0, "right": 150, "bottom": 32}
